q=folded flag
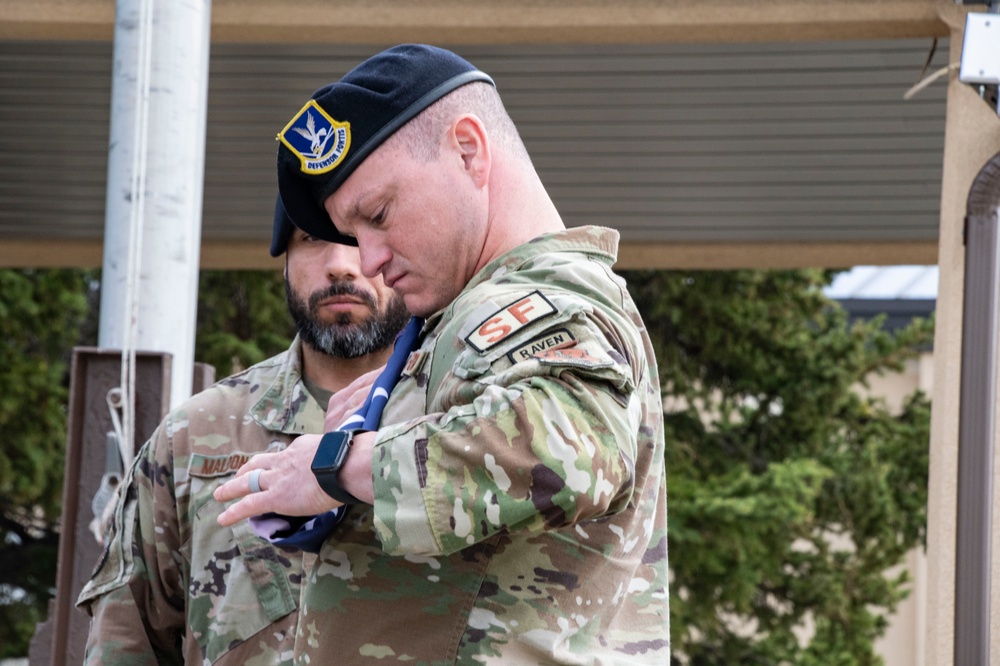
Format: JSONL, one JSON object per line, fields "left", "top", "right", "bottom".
{"left": 249, "top": 316, "right": 424, "bottom": 552}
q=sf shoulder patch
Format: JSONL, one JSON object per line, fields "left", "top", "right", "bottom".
{"left": 278, "top": 100, "right": 351, "bottom": 174}
{"left": 465, "top": 291, "right": 557, "bottom": 353}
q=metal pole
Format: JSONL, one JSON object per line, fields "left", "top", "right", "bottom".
{"left": 98, "top": 0, "right": 212, "bottom": 409}
{"left": 955, "top": 153, "right": 1000, "bottom": 666}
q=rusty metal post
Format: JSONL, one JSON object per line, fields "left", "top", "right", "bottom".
{"left": 29, "top": 349, "right": 171, "bottom": 666}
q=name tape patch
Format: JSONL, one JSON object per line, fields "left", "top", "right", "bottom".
{"left": 279, "top": 100, "right": 351, "bottom": 175}
{"left": 465, "top": 291, "right": 557, "bottom": 353}
{"left": 190, "top": 452, "right": 253, "bottom": 478}
{"left": 507, "top": 328, "right": 577, "bottom": 363}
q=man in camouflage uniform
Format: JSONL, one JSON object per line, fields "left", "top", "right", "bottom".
{"left": 76, "top": 199, "right": 409, "bottom": 663}
{"left": 217, "top": 45, "right": 670, "bottom": 663}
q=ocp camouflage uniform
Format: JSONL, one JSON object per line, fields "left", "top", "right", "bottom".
{"left": 298, "top": 226, "right": 669, "bottom": 664}
{"left": 77, "top": 338, "right": 326, "bottom": 664}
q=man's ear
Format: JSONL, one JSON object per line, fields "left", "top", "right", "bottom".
{"left": 451, "top": 114, "right": 491, "bottom": 187}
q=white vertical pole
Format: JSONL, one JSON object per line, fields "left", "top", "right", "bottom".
{"left": 98, "top": 0, "right": 212, "bottom": 410}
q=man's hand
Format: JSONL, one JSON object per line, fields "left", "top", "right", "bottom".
{"left": 214, "top": 434, "right": 339, "bottom": 526}
{"left": 325, "top": 366, "right": 382, "bottom": 431}
{"left": 215, "top": 371, "right": 383, "bottom": 527}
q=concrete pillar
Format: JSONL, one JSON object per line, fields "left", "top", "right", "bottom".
{"left": 98, "top": 0, "right": 212, "bottom": 412}
{"left": 924, "top": 3, "right": 1000, "bottom": 664}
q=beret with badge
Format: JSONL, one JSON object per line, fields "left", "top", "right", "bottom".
{"left": 270, "top": 195, "right": 296, "bottom": 257}
{"left": 275, "top": 44, "right": 495, "bottom": 249}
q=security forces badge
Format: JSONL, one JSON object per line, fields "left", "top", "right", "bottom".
{"left": 279, "top": 100, "right": 351, "bottom": 174}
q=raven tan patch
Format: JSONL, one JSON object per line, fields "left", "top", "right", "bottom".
{"left": 507, "top": 328, "right": 577, "bottom": 363}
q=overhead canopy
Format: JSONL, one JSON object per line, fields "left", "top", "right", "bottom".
{"left": 0, "top": 0, "right": 950, "bottom": 270}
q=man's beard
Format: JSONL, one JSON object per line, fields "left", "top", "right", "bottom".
{"left": 286, "top": 278, "right": 409, "bottom": 359}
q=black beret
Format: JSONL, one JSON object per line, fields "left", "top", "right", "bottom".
{"left": 270, "top": 195, "right": 295, "bottom": 257}
{"left": 276, "top": 44, "right": 495, "bottom": 245}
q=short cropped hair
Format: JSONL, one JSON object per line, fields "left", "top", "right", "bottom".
{"left": 393, "top": 82, "right": 532, "bottom": 165}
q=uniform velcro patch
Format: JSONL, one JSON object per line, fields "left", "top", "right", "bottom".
{"left": 402, "top": 349, "right": 429, "bottom": 377}
{"left": 533, "top": 346, "right": 613, "bottom": 369}
{"left": 190, "top": 452, "right": 253, "bottom": 477}
{"left": 507, "top": 328, "right": 577, "bottom": 363}
{"left": 464, "top": 291, "right": 556, "bottom": 353}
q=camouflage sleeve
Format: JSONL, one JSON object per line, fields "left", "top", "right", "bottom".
{"left": 372, "top": 312, "right": 642, "bottom": 557}
{"left": 76, "top": 421, "right": 185, "bottom": 664}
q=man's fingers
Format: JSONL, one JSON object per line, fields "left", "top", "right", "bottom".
{"left": 214, "top": 453, "right": 276, "bottom": 503}
{"left": 214, "top": 468, "right": 264, "bottom": 503}
{"left": 246, "top": 468, "right": 265, "bottom": 494}
{"left": 231, "top": 452, "right": 275, "bottom": 480}
{"left": 213, "top": 477, "right": 240, "bottom": 503}
{"left": 213, "top": 434, "right": 334, "bottom": 526}
{"left": 217, "top": 493, "right": 269, "bottom": 526}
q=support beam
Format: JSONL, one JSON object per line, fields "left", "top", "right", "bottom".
{"left": 614, "top": 241, "right": 940, "bottom": 270}
{"left": 0, "top": 238, "right": 940, "bottom": 271}
{"left": 0, "top": 0, "right": 948, "bottom": 43}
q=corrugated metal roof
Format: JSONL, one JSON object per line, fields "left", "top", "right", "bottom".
{"left": 0, "top": 38, "right": 949, "bottom": 248}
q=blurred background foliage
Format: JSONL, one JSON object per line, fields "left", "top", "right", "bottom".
{"left": 1, "top": 267, "right": 932, "bottom": 664}
{"left": 621, "top": 268, "right": 932, "bottom": 666}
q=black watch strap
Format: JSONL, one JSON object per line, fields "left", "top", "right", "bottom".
{"left": 315, "top": 470, "right": 362, "bottom": 505}
{"left": 312, "top": 430, "right": 366, "bottom": 505}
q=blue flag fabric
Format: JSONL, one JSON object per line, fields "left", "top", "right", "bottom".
{"left": 249, "top": 316, "right": 424, "bottom": 552}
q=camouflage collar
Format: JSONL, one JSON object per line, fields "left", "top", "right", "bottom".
{"left": 248, "top": 336, "right": 327, "bottom": 435}
{"left": 447, "top": 226, "right": 619, "bottom": 315}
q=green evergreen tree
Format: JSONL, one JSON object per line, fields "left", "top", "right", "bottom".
{"left": 1, "top": 267, "right": 934, "bottom": 663}
{"left": 621, "top": 269, "right": 933, "bottom": 666}
{"left": 195, "top": 270, "right": 293, "bottom": 377}
{"left": 0, "top": 268, "right": 94, "bottom": 658}
{"left": 0, "top": 268, "right": 289, "bottom": 656}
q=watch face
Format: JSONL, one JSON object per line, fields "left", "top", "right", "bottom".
{"left": 312, "top": 431, "right": 350, "bottom": 472}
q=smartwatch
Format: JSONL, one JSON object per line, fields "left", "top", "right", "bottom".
{"left": 311, "top": 429, "right": 367, "bottom": 504}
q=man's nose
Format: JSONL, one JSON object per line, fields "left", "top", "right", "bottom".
{"left": 322, "top": 242, "right": 362, "bottom": 280}
{"left": 356, "top": 238, "right": 391, "bottom": 280}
